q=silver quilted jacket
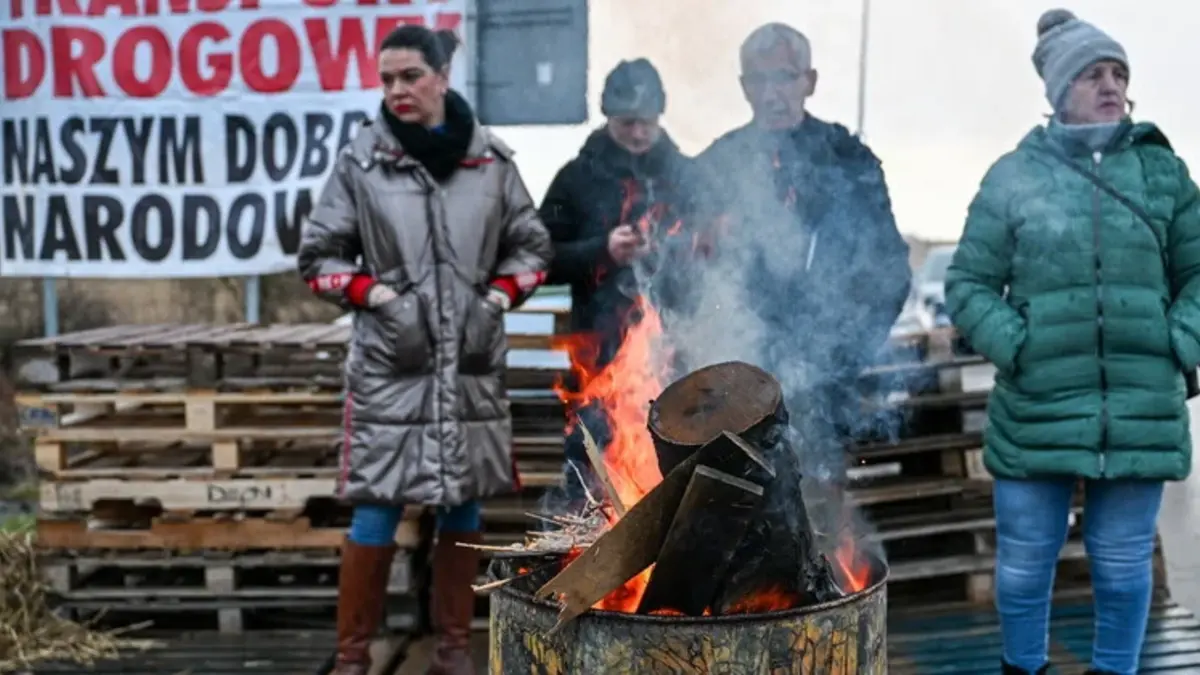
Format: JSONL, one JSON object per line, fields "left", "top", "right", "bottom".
{"left": 298, "top": 114, "right": 552, "bottom": 507}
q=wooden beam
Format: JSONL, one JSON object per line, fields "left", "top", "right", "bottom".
{"left": 648, "top": 361, "right": 784, "bottom": 476}
{"left": 535, "top": 431, "right": 772, "bottom": 628}
{"left": 636, "top": 465, "right": 764, "bottom": 616}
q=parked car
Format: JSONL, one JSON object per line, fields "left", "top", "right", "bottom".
{"left": 908, "top": 244, "right": 956, "bottom": 331}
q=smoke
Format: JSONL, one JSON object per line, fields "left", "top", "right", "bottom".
{"left": 639, "top": 177, "right": 903, "bottom": 576}
{"left": 620, "top": 5, "right": 914, "bottom": 574}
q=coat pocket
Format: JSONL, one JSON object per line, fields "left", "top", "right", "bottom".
{"left": 460, "top": 294, "right": 506, "bottom": 375}
{"left": 360, "top": 291, "right": 434, "bottom": 375}
{"left": 1013, "top": 300, "right": 1040, "bottom": 376}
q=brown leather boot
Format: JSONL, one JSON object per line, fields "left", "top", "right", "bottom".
{"left": 426, "top": 530, "right": 482, "bottom": 675}
{"left": 333, "top": 539, "right": 397, "bottom": 675}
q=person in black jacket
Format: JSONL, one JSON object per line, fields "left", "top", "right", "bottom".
{"left": 540, "top": 58, "right": 705, "bottom": 499}
{"left": 695, "top": 23, "right": 910, "bottom": 480}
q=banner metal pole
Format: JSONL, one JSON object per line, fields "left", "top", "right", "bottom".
{"left": 245, "top": 275, "right": 261, "bottom": 324}
{"left": 42, "top": 278, "right": 59, "bottom": 337}
{"left": 854, "top": 0, "right": 871, "bottom": 139}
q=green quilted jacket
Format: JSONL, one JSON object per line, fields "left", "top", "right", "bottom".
{"left": 946, "top": 121, "right": 1200, "bottom": 481}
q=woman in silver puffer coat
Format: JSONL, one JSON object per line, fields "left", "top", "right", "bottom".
{"left": 298, "top": 25, "right": 552, "bottom": 675}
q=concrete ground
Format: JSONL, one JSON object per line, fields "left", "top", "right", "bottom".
{"left": 1156, "top": 399, "right": 1200, "bottom": 615}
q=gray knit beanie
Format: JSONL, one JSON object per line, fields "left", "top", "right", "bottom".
{"left": 1032, "top": 9, "right": 1128, "bottom": 112}
{"left": 601, "top": 58, "right": 666, "bottom": 118}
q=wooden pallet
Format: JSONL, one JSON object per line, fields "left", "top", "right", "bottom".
{"left": 9, "top": 320, "right": 960, "bottom": 392}
{"left": 20, "top": 386, "right": 563, "bottom": 475}
{"left": 41, "top": 549, "right": 413, "bottom": 633}
{"left": 31, "top": 432, "right": 565, "bottom": 479}
{"left": 878, "top": 494, "right": 1167, "bottom": 606}
{"left": 35, "top": 469, "right": 986, "bottom": 552}
{"left": 33, "top": 513, "right": 408, "bottom": 551}
{"left": 10, "top": 312, "right": 567, "bottom": 393}
{"left": 38, "top": 468, "right": 564, "bottom": 513}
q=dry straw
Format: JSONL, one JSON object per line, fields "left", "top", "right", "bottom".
{"left": 0, "top": 528, "right": 155, "bottom": 672}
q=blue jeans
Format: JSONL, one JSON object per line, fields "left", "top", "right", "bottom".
{"left": 994, "top": 478, "right": 1164, "bottom": 674}
{"left": 347, "top": 501, "right": 481, "bottom": 546}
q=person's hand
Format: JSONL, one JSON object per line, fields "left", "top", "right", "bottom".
{"left": 366, "top": 284, "right": 398, "bottom": 307}
{"left": 607, "top": 225, "right": 644, "bottom": 265}
{"left": 486, "top": 287, "right": 512, "bottom": 311}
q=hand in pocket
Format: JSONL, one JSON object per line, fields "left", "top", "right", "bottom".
{"left": 460, "top": 295, "right": 505, "bottom": 374}
{"left": 362, "top": 292, "right": 433, "bottom": 374}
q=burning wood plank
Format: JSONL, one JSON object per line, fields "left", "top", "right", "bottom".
{"left": 578, "top": 420, "right": 627, "bottom": 517}
{"left": 535, "top": 430, "right": 772, "bottom": 629}
{"left": 635, "top": 464, "right": 765, "bottom": 616}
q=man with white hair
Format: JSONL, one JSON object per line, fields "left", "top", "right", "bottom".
{"left": 696, "top": 22, "right": 911, "bottom": 457}
{"left": 699, "top": 22, "right": 909, "bottom": 382}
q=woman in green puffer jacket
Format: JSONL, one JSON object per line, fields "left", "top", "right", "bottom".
{"left": 946, "top": 9, "right": 1200, "bottom": 675}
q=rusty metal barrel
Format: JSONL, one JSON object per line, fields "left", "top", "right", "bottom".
{"left": 488, "top": 555, "right": 887, "bottom": 674}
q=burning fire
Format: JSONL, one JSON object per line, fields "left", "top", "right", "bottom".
{"left": 553, "top": 296, "right": 668, "bottom": 510}
{"left": 550, "top": 213, "right": 871, "bottom": 614}
{"left": 834, "top": 535, "right": 872, "bottom": 594}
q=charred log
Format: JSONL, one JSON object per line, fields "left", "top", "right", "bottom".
{"left": 650, "top": 361, "right": 841, "bottom": 613}
{"left": 711, "top": 429, "right": 843, "bottom": 614}
{"left": 636, "top": 464, "right": 765, "bottom": 616}
{"left": 648, "top": 361, "right": 786, "bottom": 476}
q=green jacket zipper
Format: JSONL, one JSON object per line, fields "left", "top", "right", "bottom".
{"left": 1091, "top": 150, "right": 1109, "bottom": 476}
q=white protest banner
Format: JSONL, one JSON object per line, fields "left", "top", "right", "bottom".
{"left": 1, "top": 0, "right": 467, "bottom": 278}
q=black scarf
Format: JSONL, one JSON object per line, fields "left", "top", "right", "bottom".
{"left": 381, "top": 90, "right": 475, "bottom": 181}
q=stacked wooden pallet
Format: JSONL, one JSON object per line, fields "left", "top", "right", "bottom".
{"left": 12, "top": 303, "right": 569, "bottom": 632}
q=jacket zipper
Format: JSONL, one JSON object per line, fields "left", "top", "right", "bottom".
{"left": 1091, "top": 150, "right": 1109, "bottom": 476}
{"left": 422, "top": 178, "right": 448, "bottom": 497}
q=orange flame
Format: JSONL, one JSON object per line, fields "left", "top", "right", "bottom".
{"left": 724, "top": 586, "right": 803, "bottom": 614}
{"left": 552, "top": 295, "right": 670, "bottom": 513}
{"left": 552, "top": 295, "right": 671, "bottom": 615}
{"left": 833, "top": 534, "right": 872, "bottom": 593}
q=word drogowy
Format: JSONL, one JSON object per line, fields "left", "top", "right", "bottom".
{"left": 3, "top": 11, "right": 463, "bottom": 99}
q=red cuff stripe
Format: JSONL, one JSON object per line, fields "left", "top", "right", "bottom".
{"left": 514, "top": 270, "right": 548, "bottom": 291}
{"left": 308, "top": 272, "right": 352, "bottom": 294}
{"left": 490, "top": 277, "right": 520, "bottom": 304}
{"left": 345, "top": 275, "right": 376, "bottom": 307}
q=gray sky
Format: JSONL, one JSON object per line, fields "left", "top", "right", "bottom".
{"left": 499, "top": 0, "right": 1197, "bottom": 242}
